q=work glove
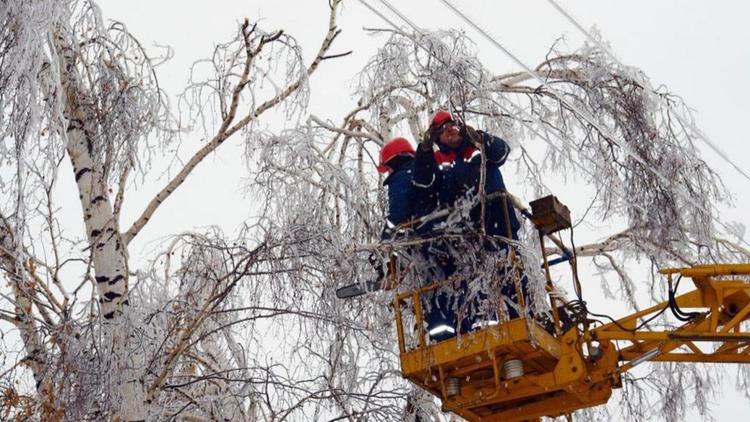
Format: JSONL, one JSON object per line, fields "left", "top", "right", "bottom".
{"left": 420, "top": 126, "right": 438, "bottom": 151}
{"left": 464, "top": 124, "right": 483, "bottom": 148}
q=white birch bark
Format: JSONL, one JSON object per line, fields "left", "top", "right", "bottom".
{"left": 55, "top": 35, "right": 147, "bottom": 421}
{"left": 8, "top": 270, "right": 46, "bottom": 389}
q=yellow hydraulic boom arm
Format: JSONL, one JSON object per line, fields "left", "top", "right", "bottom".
{"left": 392, "top": 263, "right": 750, "bottom": 422}
{"left": 592, "top": 264, "right": 750, "bottom": 367}
{"left": 390, "top": 195, "right": 750, "bottom": 421}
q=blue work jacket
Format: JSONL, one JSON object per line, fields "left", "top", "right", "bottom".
{"left": 383, "top": 165, "right": 415, "bottom": 228}
{"left": 412, "top": 130, "right": 520, "bottom": 238}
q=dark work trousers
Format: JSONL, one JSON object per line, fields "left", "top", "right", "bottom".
{"left": 420, "top": 239, "right": 460, "bottom": 342}
{"left": 422, "top": 238, "right": 534, "bottom": 341}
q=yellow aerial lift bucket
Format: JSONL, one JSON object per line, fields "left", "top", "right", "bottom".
{"left": 391, "top": 195, "right": 750, "bottom": 421}
{"left": 393, "top": 287, "right": 618, "bottom": 421}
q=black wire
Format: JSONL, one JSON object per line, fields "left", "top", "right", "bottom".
{"left": 588, "top": 303, "right": 670, "bottom": 333}
{"left": 534, "top": 209, "right": 689, "bottom": 334}
{"left": 566, "top": 226, "right": 673, "bottom": 333}
{"left": 668, "top": 275, "right": 700, "bottom": 322}
{"left": 586, "top": 273, "right": 702, "bottom": 333}
{"left": 549, "top": 226, "right": 593, "bottom": 329}
{"left": 561, "top": 299, "right": 588, "bottom": 325}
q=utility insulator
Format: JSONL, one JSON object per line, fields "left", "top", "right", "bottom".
{"left": 529, "top": 195, "right": 572, "bottom": 235}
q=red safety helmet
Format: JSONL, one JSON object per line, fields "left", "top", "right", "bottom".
{"left": 378, "top": 137, "right": 415, "bottom": 173}
{"left": 430, "top": 110, "right": 454, "bottom": 128}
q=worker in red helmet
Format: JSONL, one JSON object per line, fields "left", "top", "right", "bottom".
{"left": 413, "top": 110, "right": 525, "bottom": 340}
{"left": 414, "top": 110, "right": 519, "bottom": 239}
{"left": 369, "top": 137, "right": 418, "bottom": 292}
{"left": 378, "top": 137, "right": 417, "bottom": 230}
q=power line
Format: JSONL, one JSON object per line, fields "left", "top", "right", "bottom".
{"left": 434, "top": 0, "right": 750, "bottom": 251}
{"left": 437, "top": 1, "right": 679, "bottom": 186}
{"left": 359, "top": 0, "right": 750, "bottom": 251}
{"left": 359, "top": 2, "right": 604, "bottom": 195}
{"left": 361, "top": 0, "right": 657, "bottom": 231}
{"left": 545, "top": 0, "right": 750, "bottom": 185}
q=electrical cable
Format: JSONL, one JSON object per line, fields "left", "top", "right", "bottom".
{"left": 568, "top": 226, "right": 584, "bottom": 301}
{"left": 363, "top": 0, "right": 655, "bottom": 224}
{"left": 563, "top": 224, "right": 678, "bottom": 332}
{"left": 588, "top": 302, "right": 669, "bottom": 334}
{"left": 545, "top": 0, "right": 750, "bottom": 186}
{"left": 566, "top": 225, "right": 699, "bottom": 330}
{"left": 668, "top": 275, "right": 701, "bottom": 322}
{"left": 435, "top": 0, "right": 750, "bottom": 252}
{"left": 357, "top": 0, "right": 725, "bottom": 332}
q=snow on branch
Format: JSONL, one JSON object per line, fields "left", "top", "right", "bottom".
{"left": 346, "top": 29, "right": 733, "bottom": 269}
{"left": 245, "top": 28, "right": 747, "bottom": 420}
{"left": 124, "top": 0, "right": 345, "bottom": 245}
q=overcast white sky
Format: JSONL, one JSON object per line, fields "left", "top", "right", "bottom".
{"left": 94, "top": 0, "right": 750, "bottom": 248}
{"left": 94, "top": 1, "right": 750, "bottom": 419}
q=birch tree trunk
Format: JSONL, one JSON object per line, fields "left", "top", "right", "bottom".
{"left": 8, "top": 269, "right": 46, "bottom": 390}
{"left": 55, "top": 35, "right": 146, "bottom": 421}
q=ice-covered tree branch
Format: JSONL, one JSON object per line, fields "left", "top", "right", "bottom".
{"left": 124, "top": 0, "right": 344, "bottom": 245}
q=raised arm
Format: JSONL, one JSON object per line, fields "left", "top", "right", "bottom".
{"left": 479, "top": 131, "right": 511, "bottom": 165}
{"left": 412, "top": 145, "right": 439, "bottom": 188}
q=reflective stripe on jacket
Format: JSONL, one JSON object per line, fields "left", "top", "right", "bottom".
{"left": 412, "top": 130, "right": 519, "bottom": 238}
